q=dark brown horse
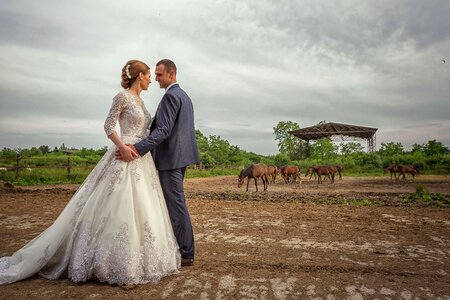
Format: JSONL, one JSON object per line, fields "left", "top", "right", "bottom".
{"left": 335, "top": 165, "right": 344, "bottom": 180}
{"left": 384, "top": 164, "right": 400, "bottom": 180}
{"left": 305, "top": 166, "right": 317, "bottom": 180}
{"left": 398, "top": 165, "right": 419, "bottom": 181}
{"left": 310, "top": 165, "right": 336, "bottom": 184}
{"left": 281, "top": 166, "right": 301, "bottom": 183}
{"left": 238, "top": 163, "right": 268, "bottom": 192}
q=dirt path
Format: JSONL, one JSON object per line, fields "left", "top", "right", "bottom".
{"left": 1, "top": 176, "right": 449, "bottom": 299}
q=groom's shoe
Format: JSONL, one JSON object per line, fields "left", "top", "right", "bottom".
{"left": 181, "top": 258, "right": 194, "bottom": 267}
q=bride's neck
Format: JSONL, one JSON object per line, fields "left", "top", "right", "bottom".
{"left": 128, "top": 84, "right": 141, "bottom": 97}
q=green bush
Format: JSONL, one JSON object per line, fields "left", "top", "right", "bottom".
{"left": 413, "top": 184, "right": 432, "bottom": 202}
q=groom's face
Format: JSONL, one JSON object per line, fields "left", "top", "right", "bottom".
{"left": 155, "top": 64, "right": 174, "bottom": 89}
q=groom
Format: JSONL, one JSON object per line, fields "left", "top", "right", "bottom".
{"left": 119, "top": 59, "right": 200, "bottom": 266}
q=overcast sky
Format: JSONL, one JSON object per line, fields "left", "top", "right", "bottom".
{"left": 0, "top": 0, "right": 449, "bottom": 155}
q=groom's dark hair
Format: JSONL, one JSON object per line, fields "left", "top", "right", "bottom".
{"left": 157, "top": 59, "right": 177, "bottom": 75}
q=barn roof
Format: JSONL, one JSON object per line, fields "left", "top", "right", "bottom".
{"left": 289, "top": 122, "right": 377, "bottom": 141}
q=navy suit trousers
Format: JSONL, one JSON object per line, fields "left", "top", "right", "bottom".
{"left": 158, "top": 167, "right": 194, "bottom": 259}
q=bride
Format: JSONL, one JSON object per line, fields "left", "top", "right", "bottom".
{"left": 0, "top": 60, "right": 181, "bottom": 285}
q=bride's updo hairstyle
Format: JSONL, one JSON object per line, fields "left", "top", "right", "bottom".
{"left": 121, "top": 60, "right": 150, "bottom": 89}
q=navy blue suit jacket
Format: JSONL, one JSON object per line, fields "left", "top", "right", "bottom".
{"left": 134, "top": 84, "right": 200, "bottom": 171}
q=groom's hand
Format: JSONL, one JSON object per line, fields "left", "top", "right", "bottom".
{"left": 126, "top": 144, "right": 139, "bottom": 158}
{"left": 115, "top": 145, "right": 139, "bottom": 162}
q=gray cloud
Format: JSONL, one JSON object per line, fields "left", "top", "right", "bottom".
{"left": 0, "top": 0, "right": 449, "bottom": 154}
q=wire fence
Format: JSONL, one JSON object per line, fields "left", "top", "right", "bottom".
{"left": 0, "top": 154, "right": 82, "bottom": 179}
{"left": 0, "top": 154, "right": 242, "bottom": 183}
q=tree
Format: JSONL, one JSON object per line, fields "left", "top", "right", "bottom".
{"left": 19, "top": 148, "right": 31, "bottom": 157}
{"left": 1, "top": 148, "right": 17, "bottom": 159}
{"left": 273, "top": 121, "right": 302, "bottom": 160}
{"left": 195, "top": 130, "right": 209, "bottom": 152}
{"left": 96, "top": 146, "right": 108, "bottom": 156}
{"left": 77, "top": 147, "right": 91, "bottom": 158}
{"left": 411, "top": 143, "right": 425, "bottom": 153}
{"left": 207, "top": 135, "right": 236, "bottom": 165}
{"left": 29, "top": 147, "right": 43, "bottom": 156}
{"left": 38, "top": 145, "right": 50, "bottom": 154}
{"left": 378, "top": 142, "right": 404, "bottom": 157}
{"left": 195, "top": 130, "right": 248, "bottom": 166}
{"left": 310, "top": 138, "right": 338, "bottom": 159}
{"left": 273, "top": 153, "right": 290, "bottom": 167}
{"left": 423, "top": 140, "right": 449, "bottom": 156}
{"left": 340, "top": 142, "right": 364, "bottom": 156}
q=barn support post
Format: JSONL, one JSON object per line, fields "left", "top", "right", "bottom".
{"left": 368, "top": 135, "right": 376, "bottom": 152}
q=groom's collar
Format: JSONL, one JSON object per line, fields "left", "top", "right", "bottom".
{"left": 165, "top": 82, "right": 178, "bottom": 92}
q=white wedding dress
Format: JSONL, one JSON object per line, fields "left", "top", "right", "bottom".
{"left": 0, "top": 90, "right": 180, "bottom": 285}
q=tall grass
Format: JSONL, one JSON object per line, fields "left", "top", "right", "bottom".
{"left": 0, "top": 167, "right": 93, "bottom": 185}
{"left": 0, "top": 166, "right": 242, "bottom": 185}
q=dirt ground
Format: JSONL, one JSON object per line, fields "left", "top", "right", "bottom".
{"left": 0, "top": 175, "right": 449, "bottom": 299}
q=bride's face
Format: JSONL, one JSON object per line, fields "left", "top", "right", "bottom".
{"left": 140, "top": 70, "right": 151, "bottom": 90}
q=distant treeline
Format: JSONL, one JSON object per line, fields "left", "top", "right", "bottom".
{"left": 1, "top": 130, "right": 449, "bottom": 179}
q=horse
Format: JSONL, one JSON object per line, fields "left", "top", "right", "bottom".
{"left": 238, "top": 163, "right": 268, "bottom": 192}
{"left": 281, "top": 165, "right": 301, "bottom": 184}
{"left": 384, "top": 164, "right": 400, "bottom": 180}
{"left": 275, "top": 166, "right": 281, "bottom": 182}
{"left": 398, "top": 165, "right": 419, "bottom": 181}
{"left": 267, "top": 166, "right": 277, "bottom": 184}
{"left": 311, "top": 165, "right": 336, "bottom": 184}
{"left": 305, "top": 166, "right": 317, "bottom": 180}
{"left": 335, "top": 165, "right": 344, "bottom": 180}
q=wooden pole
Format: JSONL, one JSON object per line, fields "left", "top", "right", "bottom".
{"left": 15, "top": 153, "right": 20, "bottom": 179}
{"left": 67, "top": 157, "right": 71, "bottom": 179}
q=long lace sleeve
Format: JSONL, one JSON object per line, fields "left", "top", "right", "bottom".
{"left": 104, "top": 92, "right": 126, "bottom": 137}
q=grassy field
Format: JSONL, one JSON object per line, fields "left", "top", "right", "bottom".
{"left": 0, "top": 158, "right": 447, "bottom": 186}
{"left": 0, "top": 166, "right": 243, "bottom": 185}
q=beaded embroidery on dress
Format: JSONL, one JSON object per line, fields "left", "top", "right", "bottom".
{"left": 0, "top": 90, "right": 181, "bottom": 285}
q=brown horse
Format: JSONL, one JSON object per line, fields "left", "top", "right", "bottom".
{"left": 398, "top": 165, "right": 419, "bottom": 181}
{"left": 305, "top": 166, "right": 318, "bottom": 180}
{"left": 276, "top": 166, "right": 281, "bottom": 182}
{"left": 311, "top": 165, "right": 336, "bottom": 184}
{"left": 335, "top": 165, "right": 344, "bottom": 180}
{"left": 384, "top": 164, "right": 400, "bottom": 180}
{"left": 281, "top": 166, "right": 301, "bottom": 183}
{"left": 238, "top": 163, "right": 268, "bottom": 192}
{"left": 267, "top": 166, "right": 278, "bottom": 184}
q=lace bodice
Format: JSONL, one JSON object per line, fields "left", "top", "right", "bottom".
{"left": 104, "top": 90, "right": 151, "bottom": 139}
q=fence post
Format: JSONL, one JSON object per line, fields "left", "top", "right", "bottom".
{"left": 15, "top": 153, "right": 20, "bottom": 179}
{"left": 67, "top": 157, "right": 71, "bottom": 179}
